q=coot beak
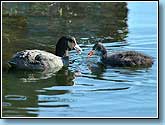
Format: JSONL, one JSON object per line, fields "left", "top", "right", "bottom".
{"left": 74, "top": 44, "right": 82, "bottom": 54}
{"left": 88, "top": 50, "right": 95, "bottom": 57}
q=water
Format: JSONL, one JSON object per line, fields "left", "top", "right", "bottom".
{"left": 2, "top": 2, "right": 158, "bottom": 118}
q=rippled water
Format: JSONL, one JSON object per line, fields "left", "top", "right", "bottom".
{"left": 2, "top": 2, "right": 158, "bottom": 118}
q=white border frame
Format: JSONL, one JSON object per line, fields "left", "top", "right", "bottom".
{"left": 1, "top": 1, "right": 159, "bottom": 119}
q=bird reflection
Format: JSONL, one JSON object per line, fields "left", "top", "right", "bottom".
{"left": 53, "top": 66, "right": 75, "bottom": 86}
{"left": 87, "top": 62, "right": 106, "bottom": 78}
{"left": 7, "top": 66, "right": 75, "bottom": 86}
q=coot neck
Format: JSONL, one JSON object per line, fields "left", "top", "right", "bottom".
{"left": 100, "top": 49, "right": 107, "bottom": 62}
{"left": 55, "top": 37, "right": 71, "bottom": 57}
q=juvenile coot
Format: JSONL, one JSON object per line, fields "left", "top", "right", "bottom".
{"left": 88, "top": 42, "right": 153, "bottom": 68}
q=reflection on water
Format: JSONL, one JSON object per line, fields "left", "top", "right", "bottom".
{"left": 2, "top": 2, "right": 157, "bottom": 118}
{"left": 2, "top": 2, "right": 128, "bottom": 70}
{"left": 5, "top": 95, "right": 27, "bottom": 101}
{"left": 5, "top": 67, "right": 75, "bottom": 84}
{"left": 48, "top": 2, "right": 128, "bottom": 41}
{"left": 2, "top": 67, "right": 75, "bottom": 117}
{"left": 87, "top": 62, "right": 106, "bottom": 77}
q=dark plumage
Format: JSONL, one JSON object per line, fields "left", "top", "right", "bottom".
{"left": 55, "top": 36, "right": 76, "bottom": 57}
{"left": 88, "top": 42, "right": 154, "bottom": 68}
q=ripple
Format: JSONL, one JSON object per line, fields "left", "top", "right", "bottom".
{"left": 39, "top": 96, "right": 74, "bottom": 103}
{"left": 39, "top": 104, "right": 69, "bottom": 108}
{"left": 89, "top": 87, "right": 130, "bottom": 92}
{"left": 2, "top": 102, "right": 12, "bottom": 107}
{"left": 35, "top": 89, "right": 46, "bottom": 93}
{"left": 80, "top": 37, "right": 90, "bottom": 40}
{"left": 76, "top": 83, "right": 94, "bottom": 86}
{"left": 5, "top": 95, "right": 27, "bottom": 101}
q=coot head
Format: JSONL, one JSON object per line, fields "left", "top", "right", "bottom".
{"left": 55, "top": 36, "right": 82, "bottom": 57}
{"left": 88, "top": 42, "right": 107, "bottom": 59}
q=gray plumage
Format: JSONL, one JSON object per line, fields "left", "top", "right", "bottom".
{"left": 8, "top": 50, "right": 64, "bottom": 70}
{"left": 104, "top": 51, "right": 153, "bottom": 67}
{"left": 8, "top": 36, "right": 81, "bottom": 71}
{"left": 92, "top": 42, "right": 153, "bottom": 68}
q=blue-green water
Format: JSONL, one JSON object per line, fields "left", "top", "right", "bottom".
{"left": 2, "top": 2, "right": 158, "bottom": 118}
